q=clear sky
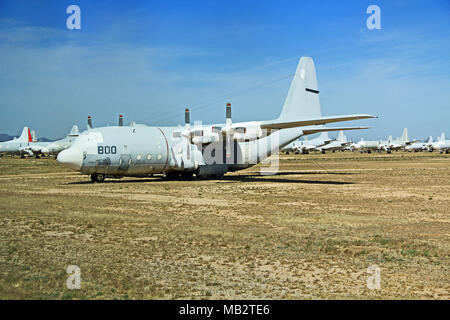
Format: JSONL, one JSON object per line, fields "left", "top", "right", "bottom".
{"left": 0, "top": 0, "right": 449, "bottom": 140}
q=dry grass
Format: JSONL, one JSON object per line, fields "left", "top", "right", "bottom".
{"left": 0, "top": 151, "right": 449, "bottom": 299}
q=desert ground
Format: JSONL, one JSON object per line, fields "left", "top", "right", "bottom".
{"left": 0, "top": 151, "right": 448, "bottom": 299}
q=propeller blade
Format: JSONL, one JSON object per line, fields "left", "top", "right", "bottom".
{"left": 185, "top": 108, "right": 190, "bottom": 160}
{"left": 226, "top": 103, "right": 232, "bottom": 126}
{"left": 185, "top": 108, "right": 190, "bottom": 130}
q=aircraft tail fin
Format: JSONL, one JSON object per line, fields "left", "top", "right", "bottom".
{"left": 31, "top": 130, "right": 37, "bottom": 142}
{"left": 17, "top": 127, "right": 32, "bottom": 142}
{"left": 318, "top": 131, "right": 329, "bottom": 141}
{"left": 438, "top": 132, "right": 446, "bottom": 141}
{"left": 401, "top": 128, "right": 408, "bottom": 142}
{"left": 68, "top": 125, "right": 80, "bottom": 137}
{"left": 337, "top": 130, "right": 346, "bottom": 143}
{"left": 277, "top": 57, "right": 321, "bottom": 122}
{"left": 426, "top": 136, "right": 433, "bottom": 144}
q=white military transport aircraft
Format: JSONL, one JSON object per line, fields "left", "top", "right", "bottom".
{"left": 57, "top": 57, "right": 376, "bottom": 182}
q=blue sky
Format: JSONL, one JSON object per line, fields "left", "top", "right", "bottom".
{"left": 0, "top": 0, "right": 449, "bottom": 140}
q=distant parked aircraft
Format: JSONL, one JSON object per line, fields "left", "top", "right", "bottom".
{"left": 351, "top": 138, "right": 381, "bottom": 153}
{"left": 282, "top": 132, "right": 334, "bottom": 154}
{"left": 0, "top": 127, "right": 32, "bottom": 157}
{"left": 28, "top": 125, "right": 80, "bottom": 157}
{"left": 379, "top": 128, "right": 410, "bottom": 153}
{"left": 431, "top": 133, "right": 450, "bottom": 153}
{"left": 316, "top": 130, "right": 350, "bottom": 153}
{"left": 0, "top": 125, "right": 79, "bottom": 158}
{"left": 405, "top": 136, "right": 433, "bottom": 152}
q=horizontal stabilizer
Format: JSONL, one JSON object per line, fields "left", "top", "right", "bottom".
{"left": 301, "top": 126, "right": 371, "bottom": 136}
{"left": 261, "top": 114, "right": 376, "bottom": 130}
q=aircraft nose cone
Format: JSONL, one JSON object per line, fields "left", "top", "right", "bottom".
{"left": 57, "top": 148, "right": 82, "bottom": 170}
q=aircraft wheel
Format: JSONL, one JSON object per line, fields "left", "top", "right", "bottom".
{"left": 96, "top": 173, "right": 105, "bottom": 183}
{"left": 91, "top": 173, "right": 105, "bottom": 183}
{"left": 446, "top": 150, "right": 449, "bottom": 154}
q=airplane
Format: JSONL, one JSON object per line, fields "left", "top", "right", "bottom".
{"left": 26, "top": 125, "right": 80, "bottom": 157}
{"left": 405, "top": 136, "right": 433, "bottom": 152}
{"left": 0, "top": 127, "right": 33, "bottom": 157}
{"left": 316, "top": 130, "right": 350, "bottom": 153}
{"left": 281, "top": 132, "right": 335, "bottom": 154}
{"left": 0, "top": 125, "right": 80, "bottom": 158}
{"left": 431, "top": 133, "right": 450, "bottom": 154}
{"left": 57, "top": 56, "right": 376, "bottom": 182}
{"left": 379, "top": 128, "right": 409, "bottom": 153}
{"left": 351, "top": 138, "right": 381, "bottom": 153}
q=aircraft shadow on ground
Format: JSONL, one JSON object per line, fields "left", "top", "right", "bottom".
{"left": 221, "top": 175, "right": 353, "bottom": 184}
{"left": 67, "top": 171, "right": 355, "bottom": 185}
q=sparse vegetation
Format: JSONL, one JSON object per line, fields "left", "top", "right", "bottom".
{"left": 0, "top": 152, "right": 449, "bottom": 299}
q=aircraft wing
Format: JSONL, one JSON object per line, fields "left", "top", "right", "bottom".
{"left": 260, "top": 114, "right": 376, "bottom": 130}
{"left": 301, "top": 126, "right": 371, "bottom": 136}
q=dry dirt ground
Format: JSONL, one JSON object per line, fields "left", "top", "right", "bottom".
{"left": 0, "top": 152, "right": 449, "bottom": 299}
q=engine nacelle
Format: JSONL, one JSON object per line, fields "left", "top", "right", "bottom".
{"left": 232, "top": 126, "right": 263, "bottom": 142}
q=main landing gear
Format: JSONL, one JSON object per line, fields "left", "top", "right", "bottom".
{"left": 91, "top": 173, "right": 105, "bottom": 183}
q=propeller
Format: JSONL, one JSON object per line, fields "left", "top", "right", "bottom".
{"left": 183, "top": 108, "right": 191, "bottom": 160}
{"left": 225, "top": 103, "right": 232, "bottom": 159}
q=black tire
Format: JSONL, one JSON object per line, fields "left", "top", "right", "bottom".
{"left": 96, "top": 173, "right": 105, "bottom": 183}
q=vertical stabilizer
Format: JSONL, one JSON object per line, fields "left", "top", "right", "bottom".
{"left": 318, "top": 131, "right": 329, "bottom": 141}
{"left": 401, "top": 128, "right": 408, "bottom": 142}
{"left": 277, "top": 57, "right": 321, "bottom": 121}
{"left": 68, "top": 125, "right": 80, "bottom": 137}
{"left": 17, "top": 127, "right": 31, "bottom": 142}
{"left": 337, "top": 130, "right": 346, "bottom": 143}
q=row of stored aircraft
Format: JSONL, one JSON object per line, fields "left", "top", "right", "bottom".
{"left": 0, "top": 125, "right": 80, "bottom": 157}
{"left": 283, "top": 128, "right": 450, "bottom": 154}
{"left": 1, "top": 57, "right": 447, "bottom": 182}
